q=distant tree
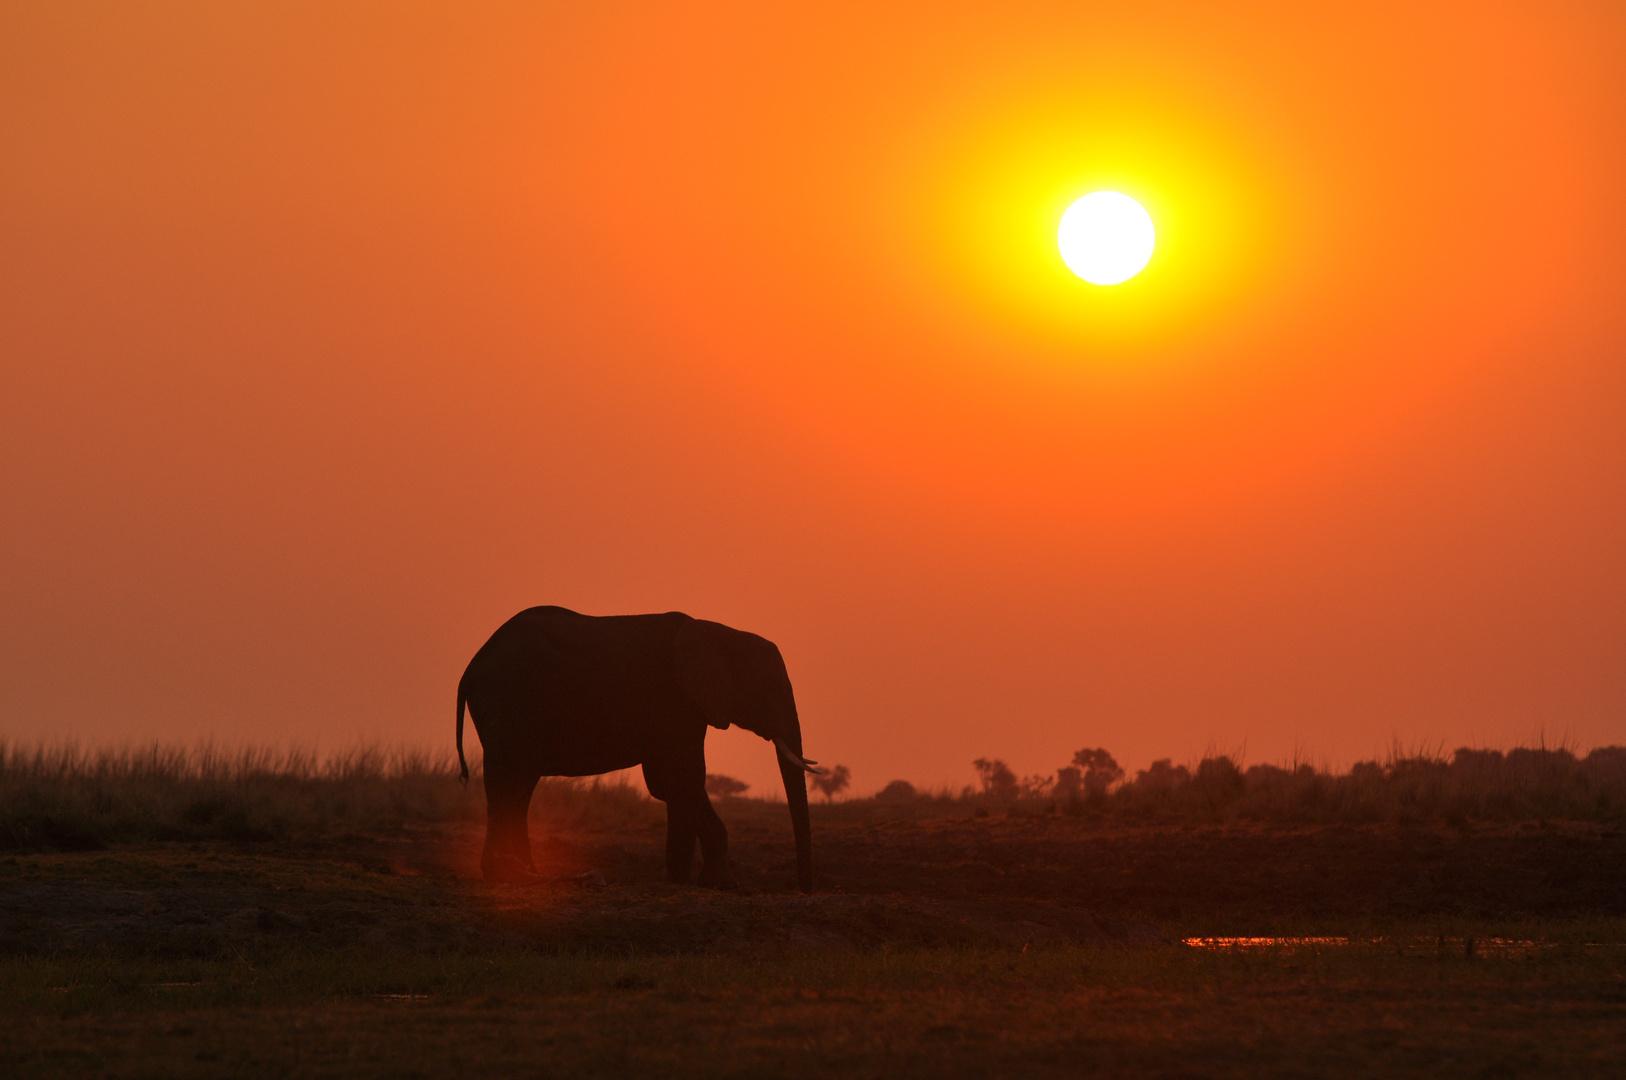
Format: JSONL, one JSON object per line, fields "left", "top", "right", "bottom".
{"left": 1019, "top": 772, "right": 1055, "bottom": 799}
{"left": 972, "top": 758, "right": 1019, "bottom": 800}
{"left": 1133, "top": 758, "right": 1190, "bottom": 794}
{"left": 1245, "top": 763, "right": 1292, "bottom": 785}
{"left": 1349, "top": 760, "right": 1385, "bottom": 784}
{"left": 1194, "top": 756, "right": 1244, "bottom": 799}
{"left": 1586, "top": 746, "right": 1626, "bottom": 769}
{"left": 875, "top": 779, "right": 919, "bottom": 803}
{"left": 1072, "top": 748, "right": 1124, "bottom": 796}
{"left": 704, "top": 773, "right": 749, "bottom": 798}
{"left": 1452, "top": 748, "right": 1504, "bottom": 770}
{"left": 1054, "top": 766, "right": 1083, "bottom": 801}
{"left": 1585, "top": 747, "right": 1626, "bottom": 790}
{"left": 812, "top": 764, "right": 851, "bottom": 802}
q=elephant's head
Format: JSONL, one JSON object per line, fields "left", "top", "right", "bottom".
{"left": 675, "top": 617, "right": 817, "bottom": 890}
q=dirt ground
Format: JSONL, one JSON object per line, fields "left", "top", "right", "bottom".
{"left": 3, "top": 801, "right": 1625, "bottom": 1078}
{"left": 6, "top": 802, "right": 1623, "bottom": 956}
{"left": 683, "top": 802, "right": 1626, "bottom": 923}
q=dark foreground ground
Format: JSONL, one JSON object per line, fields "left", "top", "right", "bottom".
{"left": 3, "top": 802, "right": 1624, "bottom": 1078}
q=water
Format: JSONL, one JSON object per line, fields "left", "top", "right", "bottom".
{"left": 1182, "top": 936, "right": 1621, "bottom": 955}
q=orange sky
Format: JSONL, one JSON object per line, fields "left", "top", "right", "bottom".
{"left": 3, "top": 1, "right": 1624, "bottom": 795}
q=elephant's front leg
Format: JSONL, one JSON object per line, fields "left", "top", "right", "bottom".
{"left": 663, "top": 798, "right": 699, "bottom": 884}
{"left": 691, "top": 793, "right": 731, "bottom": 888}
{"left": 662, "top": 791, "right": 731, "bottom": 887}
{"left": 663, "top": 794, "right": 730, "bottom": 886}
{"left": 644, "top": 738, "right": 730, "bottom": 887}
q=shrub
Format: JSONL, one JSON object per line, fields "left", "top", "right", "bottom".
{"left": 704, "top": 774, "right": 749, "bottom": 799}
{"left": 874, "top": 780, "right": 919, "bottom": 803}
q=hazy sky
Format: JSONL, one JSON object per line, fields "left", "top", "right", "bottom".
{"left": 3, "top": 1, "right": 1624, "bottom": 796}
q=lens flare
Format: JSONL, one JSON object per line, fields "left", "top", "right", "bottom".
{"left": 1057, "top": 191, "right": 1156, "bottom": 285}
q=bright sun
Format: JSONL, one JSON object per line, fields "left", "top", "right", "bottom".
{"left": 1057, "top": 191, "right": 1155, "bottom": 285}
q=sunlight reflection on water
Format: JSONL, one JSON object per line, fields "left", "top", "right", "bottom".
{"left": 1182, "top": 937, "right": 1624, "bottom": 953}
{"left": 1183, "top": 937, "right": 1348, "bottom": 949}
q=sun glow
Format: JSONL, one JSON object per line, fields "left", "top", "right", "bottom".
{"left": 905, "top": 99, "right": 1289, "bottom": 366}
{"left": 1057, "top": 191, "right": 1155, "bottom": 285}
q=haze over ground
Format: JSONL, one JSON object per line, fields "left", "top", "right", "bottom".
{"left": 3, "top": 1, "right": 1624, "bottom": 796}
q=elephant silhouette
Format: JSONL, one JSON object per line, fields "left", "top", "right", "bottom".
{"left": 457, "top": 606, "right": 820, "bottom": 890}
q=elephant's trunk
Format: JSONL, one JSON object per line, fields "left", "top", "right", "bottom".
{"left": 776, "top": 722, "right": 814, "bottom": 892}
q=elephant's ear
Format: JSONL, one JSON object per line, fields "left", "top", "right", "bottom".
{"left": 674, "top": 619, "right": 734, "bottom": 730}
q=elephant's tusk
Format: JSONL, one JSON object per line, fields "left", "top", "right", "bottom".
{"left": 774, "top": 737, "right": 827, "bottom": 775}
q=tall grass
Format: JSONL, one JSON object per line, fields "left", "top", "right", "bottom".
{"left": 0, "top": 742, "right": 655, "bottom": 852}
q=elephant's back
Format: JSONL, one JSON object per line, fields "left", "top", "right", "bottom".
{"left": 460, "top": 606, "right": 692, "bottom": 714}
{"left": 471, "top": 606, "right": 688, "bottom": 657}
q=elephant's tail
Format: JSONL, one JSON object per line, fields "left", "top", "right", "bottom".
{"left": 456, "top": 676, "right": 470, "bottom": 787}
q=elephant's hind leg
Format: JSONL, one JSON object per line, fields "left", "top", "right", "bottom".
{"left": 481, "top": 762, "right": 540, "bottom": 883}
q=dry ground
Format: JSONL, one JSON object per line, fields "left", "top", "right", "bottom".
{"left": 3, "top": 799, "right": 1625, "bottom": 1078}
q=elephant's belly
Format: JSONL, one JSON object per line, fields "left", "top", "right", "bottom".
{"left": 470, "top": 697, "right": 672, "bottom": 779}
{"left": 533, "top": 747, "right": 644, "bottom": 778}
